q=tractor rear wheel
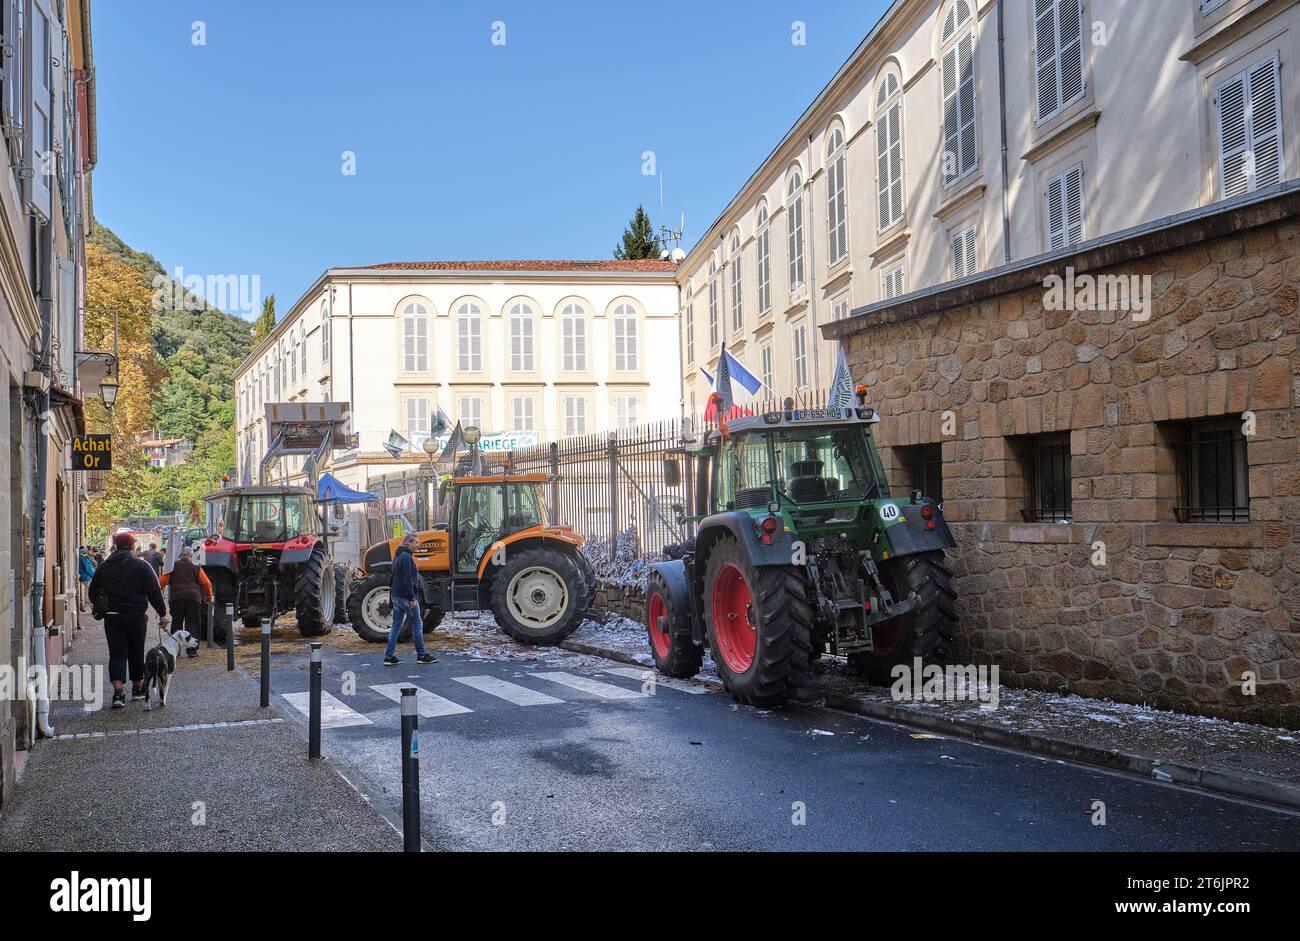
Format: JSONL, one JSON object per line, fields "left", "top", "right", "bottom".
{"left": 295, "top": 544, "right": 336, "bottom": 637}
{"left": 489, "top": 548, "right": 585, "bottom": 645}
{"left": 646, "top": 569, "right": 703, "bottom": 678}
{"left": 703, "top": 535, "right": 813, "bottom": 705}
{"left": 849, "top": 550, "right": 957, "bottom": 685}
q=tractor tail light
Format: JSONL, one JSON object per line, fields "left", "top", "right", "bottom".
{"left": 921, "top": 503, "right": 935, "bottom": 530}
{"left": 760, "top": 515, "right": 778, "bottom": 544}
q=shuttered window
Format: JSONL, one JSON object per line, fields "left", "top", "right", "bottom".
{"left": 561, "top": 302, "right": 587, "bottom": 371}
{"left": 459, "top": 396, "right": 482, "bottom": 430}
{"left": 950, "top": 225, "right": 978, "bottom": 279}
{"left": 615, "top": 395, "right": 638, "bottom": 430}
{"left": 708, "top": 261, "right": 720, "bottom": 346}
{"left": 940, "top": 1, "right": 978, "bottom": 187}
{"left": 402, "top": 302, "right": 429, "bottom": 372}
{"left": 760, "top": 344, "right": 773, "bottom": 391}
{"left": 564, "top": 396, "right": 587, "bottom": 436}
{"left": 729, "top": 234, "right": 743, "bottom": 331}
{"left": 456, "top": 303, "right": 483, "bottom": 372}
{"left": 793, "top": 323, "right": 809, "bottom": 390}
{"left": 882, "top": 263, "right": 906, "bottom": 300}
{"left": 508, "top": 302, "right": 535, "bottom": 372}
{"left": 876, "top": 72, "right": 904, "bottom": 231}
{"left": 511, "top": 396, "right": 534, "bottom": 432}
{"left": 613, "top": 303, "right": 638, "bottom": 371}
{"left": 684, "top": 291, "right": 695, "bottom": 365}
{"left": 1045, "top": 163, "right": 1085, "bottom": 250}
{"left": 1216, "top": 56, "right": 1284, "bottom": 199}
{"left": 405, "top": 397, "right": 429, "bottom": 442}
{"left": 787, "top": 172, "right": 806, "bottom": 291}
{"left": 826, "top": 128, "right": 848, "bottom": 264}
{"left": 832, "top": 295, "right": 850, "bottom": 321}
{"left": 756, "top": 208, "right": 771, "bottom": 315}
{"left": 1034, "top": 0, "right": 1085, "bottom": 124}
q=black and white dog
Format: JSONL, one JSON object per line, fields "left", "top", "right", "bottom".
{"left": 142, "top": 630, "right": 198, "bottom": 709}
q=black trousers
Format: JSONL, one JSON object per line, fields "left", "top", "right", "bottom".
{"left": 171, "top": 598, "right": 202, "bottom": 638}
{"left": 104, "top": 613, "right": 148, "bottom": 685}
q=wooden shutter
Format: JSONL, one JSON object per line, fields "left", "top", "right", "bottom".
{"left": 1248, "top": 57, "right": 1283, "bottom": 191}
{"left": 1036, "top": 0, "right": 1084, "bottom": 123}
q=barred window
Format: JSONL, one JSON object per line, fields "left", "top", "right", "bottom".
{"left": 1172, "top": 420, "right": 1249, "bottom": 522}
{"left": 1019, "top": 433, "right": 1071, "bottom": 522}
{"left": 898, "top": 443, "right": 944, "bottom": 505}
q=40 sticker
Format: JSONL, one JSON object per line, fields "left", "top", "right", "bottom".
{"left": 878, "top": 503, "right": 901, "bottom": 523}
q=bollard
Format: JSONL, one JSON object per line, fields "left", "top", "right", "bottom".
{"left": 260, "top": 617, "right": 272, "bottom": 708}
{"left": 308, "top": 642, "right": 323, "bottom": 761}
{"left": 225, "top": 603, "right": 235, "bottom": 672}
{"left": 206, "top": 601, "right": 215, "bottom": 649}
{"left": 400, "top": 687, "right": 420, "bottom": 852}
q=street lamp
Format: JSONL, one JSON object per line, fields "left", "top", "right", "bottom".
{"left": 99, "top": 373, "right": 119, "bottom": 410}
{"left": 422, "top": 434, "right": 439, "bottom": 465}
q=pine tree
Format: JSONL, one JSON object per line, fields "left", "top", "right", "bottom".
{"left": 252, "top": 293, "right": 276, "bottom": 342}
{"left": 614, "top": 205, "right": 663, "bottom": 260}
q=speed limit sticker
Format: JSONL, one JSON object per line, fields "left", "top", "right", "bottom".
{"left": 879, "top": 503, "right": 900, "bottom": 522}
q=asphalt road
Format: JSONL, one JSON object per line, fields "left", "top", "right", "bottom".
{"left": 269, "top": 641, "right": 1300, "bottom": 852}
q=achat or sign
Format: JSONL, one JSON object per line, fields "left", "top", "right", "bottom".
{"left": 71, "top": 434, "right": 112, "bottom": 471}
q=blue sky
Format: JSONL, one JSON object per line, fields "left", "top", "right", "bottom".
{"left": 94, "top": 0, "right": 888, "bottom": 317}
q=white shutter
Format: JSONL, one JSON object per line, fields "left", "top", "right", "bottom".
{"left": 730, "top": 252, "right": 743, "bottom": 330}
{"left": 827, "top": 152, "right": 847, "bottom": 264}
{"left": 951, "top": 225, "right": 977, "bottom": 278}
{"left": 685, "top": 299, "right": 695, "bottom": 364}
{"left": 761, "top": 344, "right": 773, "bottom": 390}
{"left": 958, "top": 33, "right": 977, "bottom": 177}
{"left": 30, "top": 0, "right": 52, "bottom": 215}
{"left": 877, "top": 101, "right": 904, "bottom": 230}
{"left": 882, "top": 264, "right": 905, "bottom": 300}
{"left": 788, "top": 196, "right": 805, "bottom": 290}
{"left": 942, "top": 46, "right": 960, "bottom": 185}
{"left": 510, "top": 304, "right": 534, "bottom": 371}
{"left": 1036, "top": 0, "right": 1084, "bottom": 124}
{"left": 1216, "top": 58, "right": 1283, "bottom": 199}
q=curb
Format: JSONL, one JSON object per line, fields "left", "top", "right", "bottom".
{"left": 561, "top": 638, "right": 1300, "bottom": 812}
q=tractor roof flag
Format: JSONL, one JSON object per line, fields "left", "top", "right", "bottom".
{"left": 829, "top": 345, "right": 854, "bottom": 411}
{"left": 382, "top": 430, "right": 410, "bottom": 459}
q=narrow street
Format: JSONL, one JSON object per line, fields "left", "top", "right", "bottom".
{"left": 266, "top": 631, "right": 1300, "bottom": 852}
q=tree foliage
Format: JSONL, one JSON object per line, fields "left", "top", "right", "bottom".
{"left": 614, "top": 205, "right": 662, "bottom": 260}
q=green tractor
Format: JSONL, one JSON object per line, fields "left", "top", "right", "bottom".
{"left": 646, "top": 392, "right": 957, "bottom": 705}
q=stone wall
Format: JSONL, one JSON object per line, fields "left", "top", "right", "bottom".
{"left": 828, "top": 192, "right": 1300, "bottom": 727}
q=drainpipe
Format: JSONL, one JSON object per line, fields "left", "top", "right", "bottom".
{"left": 996, "top": 0, "right": 1012, "bottom": 264}
{"left": 347, "top": 281, "right": 355, "bottom": 430}
{"left": 30, "top": 218, "right": 56, "bottom": 738}
{"left": 33, "top": 622, "right": 55, "bottom": 738}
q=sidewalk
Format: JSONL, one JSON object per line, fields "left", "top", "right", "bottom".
{"left": 556, "top": 614, "right": 1300, "bottom": 810}
{"left": 0, "top": 614, "right": 401, "bottom": 851}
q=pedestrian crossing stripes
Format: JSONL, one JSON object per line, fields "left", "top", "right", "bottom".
{"left": 452, "top": 675, "right": 564, "bottom": 706}
{"left": 370, "top": 683, "right": 473, "bottom": 718}
{"left": 531, "top": 671, "right": 646, "bottom": 700}
{"left": 604, "top": 666, "right": 711, "bottom": 695}
{"left": 282, "top": 691, "right": 373, "bottom": 728}
{"left": 279, "top": 668, "right": 709, "bottom": 729}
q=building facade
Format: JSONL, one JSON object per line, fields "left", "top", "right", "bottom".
{"left": 676, "top": 0, "right": 1300, "bottom": 414}
{"left": 232, "top": 260, "right": 681, "bottom": 564}
{"left": 0, "top": 0, "right": 97, "bottom": 809}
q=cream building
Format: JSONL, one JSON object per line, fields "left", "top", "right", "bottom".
{"left": 232, "top": 260, "right": 681, "bottom": 562}
{"left": 678, "top": 0, "right": 1300, "bottom": 413}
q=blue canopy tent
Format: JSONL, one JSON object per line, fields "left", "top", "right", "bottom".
{"left": 316, "top": 472, "right": 380, "bottom": 505}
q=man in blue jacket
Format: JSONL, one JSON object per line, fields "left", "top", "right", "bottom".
{"left": 384, "top": 533, "right": 437, "bottom": 665}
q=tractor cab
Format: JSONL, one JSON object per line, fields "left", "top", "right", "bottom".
{"left": 446, "top": 475, "right": 549, "bottom": 573}
{"left": 213, "top": 487, "right": 316, "bottom": 547}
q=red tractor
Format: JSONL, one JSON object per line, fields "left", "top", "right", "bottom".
{"left": 199, "top": 402, "right": 353, "bottom": 641}
{"left": 199, "top": 486, "right": 347, "bottom": 641}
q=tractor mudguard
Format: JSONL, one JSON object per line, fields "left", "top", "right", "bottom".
{"left": 648, "top": 559, "right": 705, "bottom": 645}
{"left": 201, "top": 551, "right": 236, "bottom": 571}
{"left": 278, "top": 546, "right": 315, "bottom": 565}
{"left": 696, "top": 511, "right": 798, "bottom": 569}
{"left": 877, "top": 501, "right": 957, "bottom": 558}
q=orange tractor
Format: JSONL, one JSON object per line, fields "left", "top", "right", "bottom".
{"left": 347, "top": 470, "right": 596, "bottom": 645}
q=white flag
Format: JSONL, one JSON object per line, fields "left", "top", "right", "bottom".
{"left": 828, "top": 345, "right": 854, "bottom": 410}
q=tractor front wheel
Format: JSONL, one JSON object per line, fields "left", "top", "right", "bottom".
{"left": 646, "top": 569, "right": 703, "bottom": 678}
{"left": 849, "top": 551, "right": 957, "bottom": 685}
{"left": 295, "top": 545, "right": 336, "bottom": 637}
{"left": 703, "top": 536, "right": 813, "bottom": 705}
{"left": 489, "top": 549, "right": 585, "bottom": 646}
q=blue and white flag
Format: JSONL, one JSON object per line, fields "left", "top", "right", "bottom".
{"left": 828, "top": 345, "right": 854, "bottom": 410}
{"left": 721, "top": 348, "right": 762, "bottom": 396}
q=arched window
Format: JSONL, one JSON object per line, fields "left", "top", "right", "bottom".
{"left": 707, "top": 259, "right": 719, "bottom": 347}
{"left": 508, "top": 302, "right": 535, "bottom": 371}
{"left": 560, "top": 302, "right": 587, "bottom": 371}
{"left": 456, "top": 302, "right": 483, "bottom": 372}
{"left": 729, "top": 232, "right": 743, "bottom": 332}
{"left": 876, "top": 67, "right": 905, "bottom": 230}
{"left": 684, "top": 287, "right": 695, "bottom": 364}
{"left": 756, "top": 205, "right": 771, "bottom": 315}
{"left": 825, "top": 126, "right": 848, "bottom": 264}
{"left": 940, "top": 0, "right": 978, "bottom": 187}
{"left": 612, "top": 303, "right": 638, "bottom": 372}
{"left": 787, "top": 169, "right": 805, "bottom": 292}
{"left": 402, "top": 301, "right": 429, "bottom": 372}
